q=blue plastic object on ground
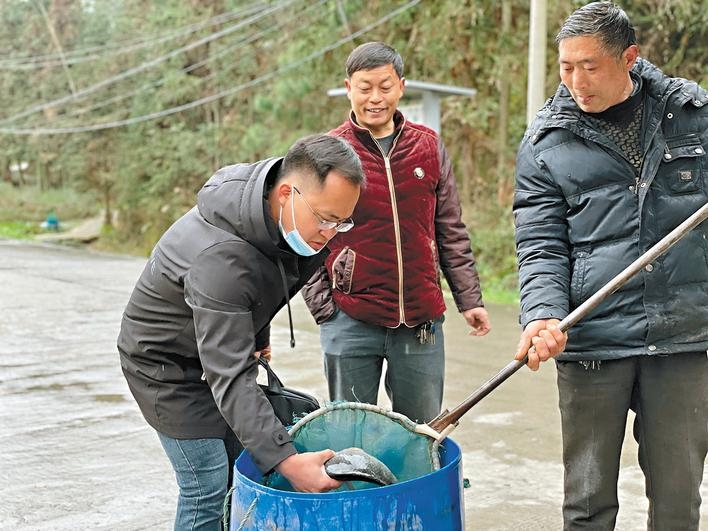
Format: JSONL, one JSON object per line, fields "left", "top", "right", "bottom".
{"left": 42, "top": 212, "right": 60, "bottom": 231}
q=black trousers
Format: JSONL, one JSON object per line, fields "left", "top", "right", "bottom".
{"left": 556, "top": 351, "right": 707, "bottom": 530}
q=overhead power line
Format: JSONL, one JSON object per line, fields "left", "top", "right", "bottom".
{"left": 0, "top": 0, "right": 421, "bottom": 136}
{"left": 0, "top": 1, "right": 268, "bottom": 69}
{"left": 50, "top": 0, "right": 329, "bottom": 124}
{"left": 0, "top": 0, "right": 302, "bottom": 125}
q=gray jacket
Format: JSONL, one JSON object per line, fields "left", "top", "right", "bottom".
{"left": 117, "top": 158, "right": 324, "bottom": 473}
{"left": 514, "top": 58, "right": 707, "bottom": 361}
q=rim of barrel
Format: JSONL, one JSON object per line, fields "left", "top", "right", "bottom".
{"left": 288, "top": 402, "right": 421, "bottom": 435}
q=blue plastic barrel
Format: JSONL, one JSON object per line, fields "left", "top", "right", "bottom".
{"left": 229, "top": 438, "right": 464, "bottom": 530}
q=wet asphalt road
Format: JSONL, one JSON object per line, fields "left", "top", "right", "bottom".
{"left": 0, "top": 240, "right": 705, "bottom": 530}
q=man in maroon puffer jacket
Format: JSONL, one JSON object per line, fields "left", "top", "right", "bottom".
{"left": 302, "top": 41, "right": 491, "bottom": 423}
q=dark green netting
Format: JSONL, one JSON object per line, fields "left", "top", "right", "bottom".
{"left": 264, "top": 402, "right": 441, "bottom": 492}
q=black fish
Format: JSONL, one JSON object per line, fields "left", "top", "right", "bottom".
{"left": 324, "top": 447, "right": 398, "bottom": 486}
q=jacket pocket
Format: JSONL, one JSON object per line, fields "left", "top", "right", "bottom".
{"left": 663, "top": 134, "right": 704, "bottom": 194}
{"left": 429, "top": 239, "right": 442, "bottom": 287}
{"left": 570, "top": 247, "right": 590, "bottom": 306}
{"left": 332, "top": 246, "right": 356, "bottom": 294}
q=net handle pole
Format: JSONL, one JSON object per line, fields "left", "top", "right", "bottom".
{"left": 428, "top": 201, "right": 708, "bottom": 435}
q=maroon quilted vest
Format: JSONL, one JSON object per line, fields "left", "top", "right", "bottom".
{"left": 326, "top": 111, "right": 447, "bottom": 327}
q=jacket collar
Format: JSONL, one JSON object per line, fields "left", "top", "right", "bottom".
{"left": 531, "top": 59, "right": 684, "bottom": 139}
{"left": 346, "top": 109, "right": 406, "bottom": 140}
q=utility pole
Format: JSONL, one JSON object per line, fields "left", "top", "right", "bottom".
{"left": 527, "top": 0, "right": 547, "bottom": 124}
{"left": 34, "top": 0, "right": 77, "bottom": 97}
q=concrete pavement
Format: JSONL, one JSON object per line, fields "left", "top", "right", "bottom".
{"left": 0, "top": 240, "right": 704, "bottom": 530}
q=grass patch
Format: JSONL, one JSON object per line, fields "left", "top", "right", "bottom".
{"left": 478, "top": 277, "right": 519, "bottom": 305}
{"left": 0, "top": 182, "right": 99, "bottom": 222}
{"left": 0, "top": 220, "right": 42, "bottom": 239}
{"left": 0, "top": 182, "right": 102, "bottom": 242}
{"left": 464, "top": 201, "right": 520, "bottom": 306}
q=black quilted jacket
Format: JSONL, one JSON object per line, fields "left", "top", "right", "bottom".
{"left": 514, "top": 58, "right": 707, "bottom": 360}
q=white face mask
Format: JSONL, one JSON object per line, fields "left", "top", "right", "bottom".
{"left": 278, "top": 191, "right": 321, "bottom": 257}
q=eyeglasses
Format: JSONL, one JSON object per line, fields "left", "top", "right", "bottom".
{"left": 292, "top": 186, "right": 355, "bottom": 233}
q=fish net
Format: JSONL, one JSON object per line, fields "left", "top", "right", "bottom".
{"left": 264, "top": 402, "right": 442, "bottom": 492}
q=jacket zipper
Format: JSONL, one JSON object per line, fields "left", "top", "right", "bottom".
{"left": 372, "top": 130, "right": 406, "bottom": 325}
{"left": 384, "top": 155, "right": 405, "bottom": 325}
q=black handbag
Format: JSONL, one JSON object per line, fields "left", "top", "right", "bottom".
{"left": 258, "top": 357, "right": 320, "bottom": 427}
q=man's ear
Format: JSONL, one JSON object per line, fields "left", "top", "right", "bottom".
{"left": 624, "top": 44, "right": 639, "bottom": 70}
{"left": 275, "top": 182, "right": 293, "bottom": 206}
{"left": 344, "top": 78, "right": 352, "bottom": 100}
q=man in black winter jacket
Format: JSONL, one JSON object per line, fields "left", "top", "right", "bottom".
{"left": 513, "top": 2, "right": 707, "bottom": 529}
{"left": 117, "top": 134, "right": 364, "bottom": 530}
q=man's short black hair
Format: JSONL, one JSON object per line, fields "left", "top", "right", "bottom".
{"left": 556, "top": 2, "right": 637, "bottom": 58}
{"left": 280, "top": 134, "right": 365, "bottom": 188}
{"left": 345, "top": 42, "right": 404, "bottom": 79}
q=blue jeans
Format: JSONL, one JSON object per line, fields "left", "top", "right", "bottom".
{"left": 556, "top": 351, "right": 707, "bottom": 530}
{"left": 158, "top": 433, "right": 231, "bottom": 531}
{"left": 320, "top": 309, "right": 445, "bottom": 423}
